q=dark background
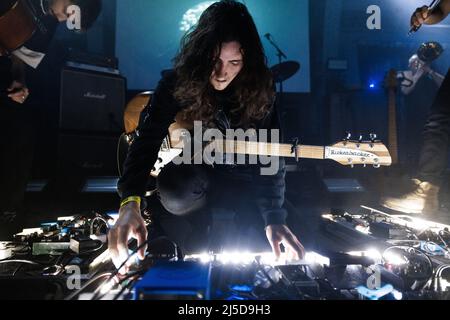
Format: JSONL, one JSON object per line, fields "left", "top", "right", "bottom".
{"left": 3, "top": 0, "right": 449, "bottom": 245}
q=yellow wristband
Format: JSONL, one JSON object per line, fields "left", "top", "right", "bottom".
{"left": 120, "top": 196, "right": 141, "bottom": 208}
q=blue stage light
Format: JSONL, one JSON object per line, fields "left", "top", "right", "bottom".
{"left": 180, "top": 2, "right": 215, "bottom": 32}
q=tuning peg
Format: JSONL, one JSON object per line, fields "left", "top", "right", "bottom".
{"left": 344, "top": 132, "right": 352, "bottom": 141}
{"left": 348, "top": 158, "right": 354, "bottom": 168}
{"left": 373, "top": 158, "right": 381, "bottom": 168}
{"left": 343, "top": 132, "right": 352, "bottom": 145}
{"left": 357, "top": 134, "right": 363, "bottom": 148}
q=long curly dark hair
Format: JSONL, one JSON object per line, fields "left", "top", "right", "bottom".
{"left": 174, "top": 0, "right": 274, "bottom": 127}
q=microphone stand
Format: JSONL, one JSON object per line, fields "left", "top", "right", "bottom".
{"left": 265, "top": 34, "right": 288, "bottom": 140}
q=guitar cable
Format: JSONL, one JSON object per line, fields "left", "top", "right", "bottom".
{"left": 117, "top": 133, "right": 127, "bottom": 177}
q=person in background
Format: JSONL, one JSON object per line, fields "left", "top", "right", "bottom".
{"left": 382, "top": 0, "right": 450, "bottom": 220}
{"left": 0, "top": 0, "right": 102, "bottom": 230}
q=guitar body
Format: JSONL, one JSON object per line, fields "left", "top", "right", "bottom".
{"left": 118, "top": 92, "right": 152, "bottom": 177}
{"left": 119, "top": 91, "right": 186, "bottom": 178}
{"left": 118, "top": 121, "right": 186, "bottom": 179}
{"left": 117, "top": 128, "right": 184, "bottom": 178}
{"left": 0, "top": 0, "right": 37, "bottom": 56}
{"left": 124, "top": 91, "right": 152, "bottom": 134}
{"left": 119, "top": 91, "right": 195, "bottom": 178}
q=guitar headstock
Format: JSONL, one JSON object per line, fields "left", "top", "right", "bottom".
{"left": 326, "top": 136, "right": 392, "bottom": 168}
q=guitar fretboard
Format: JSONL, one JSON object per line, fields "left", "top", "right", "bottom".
{"left": 209, "top": 140, "right": 325, "bottom": 160}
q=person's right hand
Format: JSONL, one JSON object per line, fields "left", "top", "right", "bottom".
{"left": 108, "top": 201, "right": 148, "bottom": 274}
{"left": 8, "top": 81, "right": 29, "bottom": 104}
{"left": 411, "top": 6, "right": 430, "bottom": 29}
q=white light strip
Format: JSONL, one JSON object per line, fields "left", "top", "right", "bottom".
{"left": 57, "top": 216, "right": 76, "bottom": 222}
{"left": 347, "top": 249, "right": 382, "bottom": 263}
{"left": 186, "top": 251, "right": 330, "bottom": 267}
{"left": 0, "top": 242, "right": 13, "bottom": 260}
{"left": 15, "top": 228, "right": 43, "bottom": 236}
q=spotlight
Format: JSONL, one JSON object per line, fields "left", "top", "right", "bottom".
{"left": 180, "top": 2, "right": 215, "bottom": 32}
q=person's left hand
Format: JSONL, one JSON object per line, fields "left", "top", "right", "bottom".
{"left": 8, "top": 81, "right": 29, "bottom": 104}
{"left": 265, "top": 225, "right": 305, "bottom": 261}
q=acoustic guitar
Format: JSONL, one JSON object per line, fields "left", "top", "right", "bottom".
{"left": 0, "top": 0, "right": 37, "bottom": 56}
{"left": 118, "top": 92, "right": 393, "bottom": 178}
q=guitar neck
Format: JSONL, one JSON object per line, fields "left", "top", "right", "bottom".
{"left": 388, "top": 89, "right": 399, "bottom": 164}
{"left": 155, "top": 135, "right": 392, "bottom": 176}
{"left": 218, "top": 141, "right": 325, "bottom": 160}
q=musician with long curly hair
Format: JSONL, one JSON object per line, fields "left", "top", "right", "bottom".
{"left": 109, "top": 0, "right": 305, "bottom": 271}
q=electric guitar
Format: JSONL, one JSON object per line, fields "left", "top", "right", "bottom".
{"left": 118, "top": 92, "right": 392, "bottom": 178}
{"left": 0, "top": 0, "right": 37, "bottom": 56}
{"left": 148, "top": 125, "right": 392, "bottom": 177}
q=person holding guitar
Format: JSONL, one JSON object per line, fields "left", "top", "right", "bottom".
{"left": 0, "top": 0, "right": 101, "bottom": 227}
{"left": 109, "top": 0, "right": 305, "bottom": 271}
{"left": 382, "top": 0, "right": 450, "bottom": 219}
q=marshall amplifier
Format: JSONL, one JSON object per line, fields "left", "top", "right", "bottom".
{"left": 60, "top": 65, "right": 126, "bottom": 133}
{"left": 53, "top": 133, "right": 121, "bottom": 193}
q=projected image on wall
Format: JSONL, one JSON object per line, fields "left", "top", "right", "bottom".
{"left": 116, "top": 0, "right": 310, "bottom": 92}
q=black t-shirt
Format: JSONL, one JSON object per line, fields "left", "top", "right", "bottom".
{"left": 211, "top": 82, "right": 244, "bottom": 130}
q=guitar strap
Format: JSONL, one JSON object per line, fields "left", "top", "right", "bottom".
{"left": 24, "top": 0, "right": 49, "bottom": 35}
